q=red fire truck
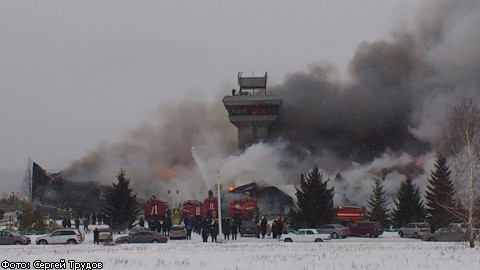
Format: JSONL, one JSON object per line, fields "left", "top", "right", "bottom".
{"left": 335, "top": 206, "right": 366, "bottom": 226}
{"left": 229, "top": 192, "right": 260, "bottom": 221}
{"left": 203, "top": 191, "right": 219, "bottom": 219}
{"left": 182, "top": 200, "right": 203, "bottom": 219}
{"left": 181, "top": 190, "right": 219, "bottom": 221}
{"left": 144, "top": 196, "right": 168, "bottom": 227}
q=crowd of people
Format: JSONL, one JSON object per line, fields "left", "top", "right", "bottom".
{"left": 55, "top": 209, "right": 288, "bottom": 244}
{"left": 187, "top": 215, "right": 287, "bottom": 242}
{"left": 60, "top": 212, "right": 108, "bottom": 232}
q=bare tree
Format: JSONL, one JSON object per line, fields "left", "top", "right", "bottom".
{"left": 448, "top": 99, "right": 480, "bottom": 248}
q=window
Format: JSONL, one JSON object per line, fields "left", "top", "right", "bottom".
{"left": 306, "top": 230, "right": 314, "bottom": 235}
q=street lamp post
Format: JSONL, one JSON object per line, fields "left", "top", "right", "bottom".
{"left": 168, "top": 189, "right": 179, "bottom": 210}
{"left": 216, "top": 166, "right": 224, "bottom": 243}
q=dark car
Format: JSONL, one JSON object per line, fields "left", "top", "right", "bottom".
{"left": 349, "top": 221, "right": 383, "bottom": 237}
{"left": 0, "top": 230, "right": 31, "bottom": 245}
{"left": 115, "top": 231, "right": 168, "bottom": 244}
{"left": 421, "top": 227, "right": 468, "bottom": 242}
{"left": 240, "top": 221, "right": 256, "bottom": 237}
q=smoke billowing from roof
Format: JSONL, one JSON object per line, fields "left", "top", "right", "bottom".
{"left": 65, "top": 0, "right": 480, "bottom": 207}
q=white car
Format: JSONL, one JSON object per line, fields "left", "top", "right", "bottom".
{"left": 279, "top": 228, "right": 331, "bottom": 242}
{"left": 36, "top": 229, "right": 84, "bottom": 245}
{"left": 97, "top": 227, "right": 112, "bottom": 242}
{"left": 398, "top": 222, "right": 431, "bottom": 238}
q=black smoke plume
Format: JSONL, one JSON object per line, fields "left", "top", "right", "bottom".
{"left": 65, "top": 0, "right": 480, "bottom": 207}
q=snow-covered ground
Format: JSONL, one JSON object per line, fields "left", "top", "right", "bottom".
{"left": 1, "top": 231, "right": 479, "bottom": 270}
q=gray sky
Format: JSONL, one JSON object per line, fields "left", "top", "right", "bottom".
{"left": 0, "top": 0, "right": 418, "bottom": 195}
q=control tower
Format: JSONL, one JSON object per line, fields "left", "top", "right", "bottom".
{"left": 222, "top": 72, "right": 282, "bottom": 150}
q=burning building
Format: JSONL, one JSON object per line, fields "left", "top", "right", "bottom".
{"left": 31, "top": 161, "right": 105, "bottom": 217}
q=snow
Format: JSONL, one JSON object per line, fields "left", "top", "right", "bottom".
{"left": 1, "top": 232, "right": 479, "bottom": 270}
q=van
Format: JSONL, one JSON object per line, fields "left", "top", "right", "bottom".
{"left": 349, "top": 221, "right": 383, "bottom": 237}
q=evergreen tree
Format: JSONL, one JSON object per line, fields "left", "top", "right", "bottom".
{"left": 286, "top": 208, "right": 302, "bottom": 230}
{"left": 19, "top": 203, "right": 33, "bottom": 230}
{"left": 392, "top": 177, "right": 425, "bottom": 227}
{"left": 425, "top": 152, "right": 457, "bottom": 231}
{"left": 366, "top": 177, "right": 390, "bottom": 228}
{"left": 19, "top": 202, "right": 46, "bottom": 231}
{"left": 103, "top": 169, "right": 139, "bottom": 231}
{"left": 295, "top": 165, "right": 335, "bottom": 227}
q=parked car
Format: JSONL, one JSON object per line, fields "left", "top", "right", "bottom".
{"left": 0, "top": 230, "right": 31, "bottom": 245}
{"left": 129, "top": 226, "right": 148, "bottom": 235}
{"left": 318, "top": 224, "right": 350, "bottom": 239}
{"left": 448, "top": 223, "right": 468, "bottom": 232}
{"left": 398, "top": 222, "right": 430, "bottom": 238}
{"left": 349, "top": 221, "right": 383, "bottom": 237}
{"left": 279, "top": 228, "right": 331, "bottom": 242}
{"left": 421, "top": 227, "right": 468, "bottom": 242}
{"left": 169, "top": 225, "right": 187, "bottom": 239}
{"left": 115, "top": 231, "right": 168, "bottom": 244}
{"left": 97, "top": 227, "right": 112, "bottom": 242}
{"left": 36, "top": 229, "right": 84, "bottom": 245}
{"left": 240, "top": 220, "right": 256, "bottom": 237}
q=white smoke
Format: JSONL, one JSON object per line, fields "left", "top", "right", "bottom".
{"left": 63, "top": 0, "right": 479, "bottom": 211}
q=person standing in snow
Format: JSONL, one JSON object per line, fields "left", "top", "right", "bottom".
{"left": 201, "top": 219, "right": 210, "bottom": 242}
{"left": 211, "top": 219, "right": 219, "bottom": 242}
{"left": 260, "top": 216, "right": 268, "bottom": 239}
{"left": 231, "top": 219, "right": 238, "bottom": 240}
{"left": 74, "top": 217, "right": 80, "bottom": 229}
{"left": 93, "top": 228, "right": 99, "bottom": 244}
{"left": 83, "top": 217, "right": 90, "bottom": 232}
